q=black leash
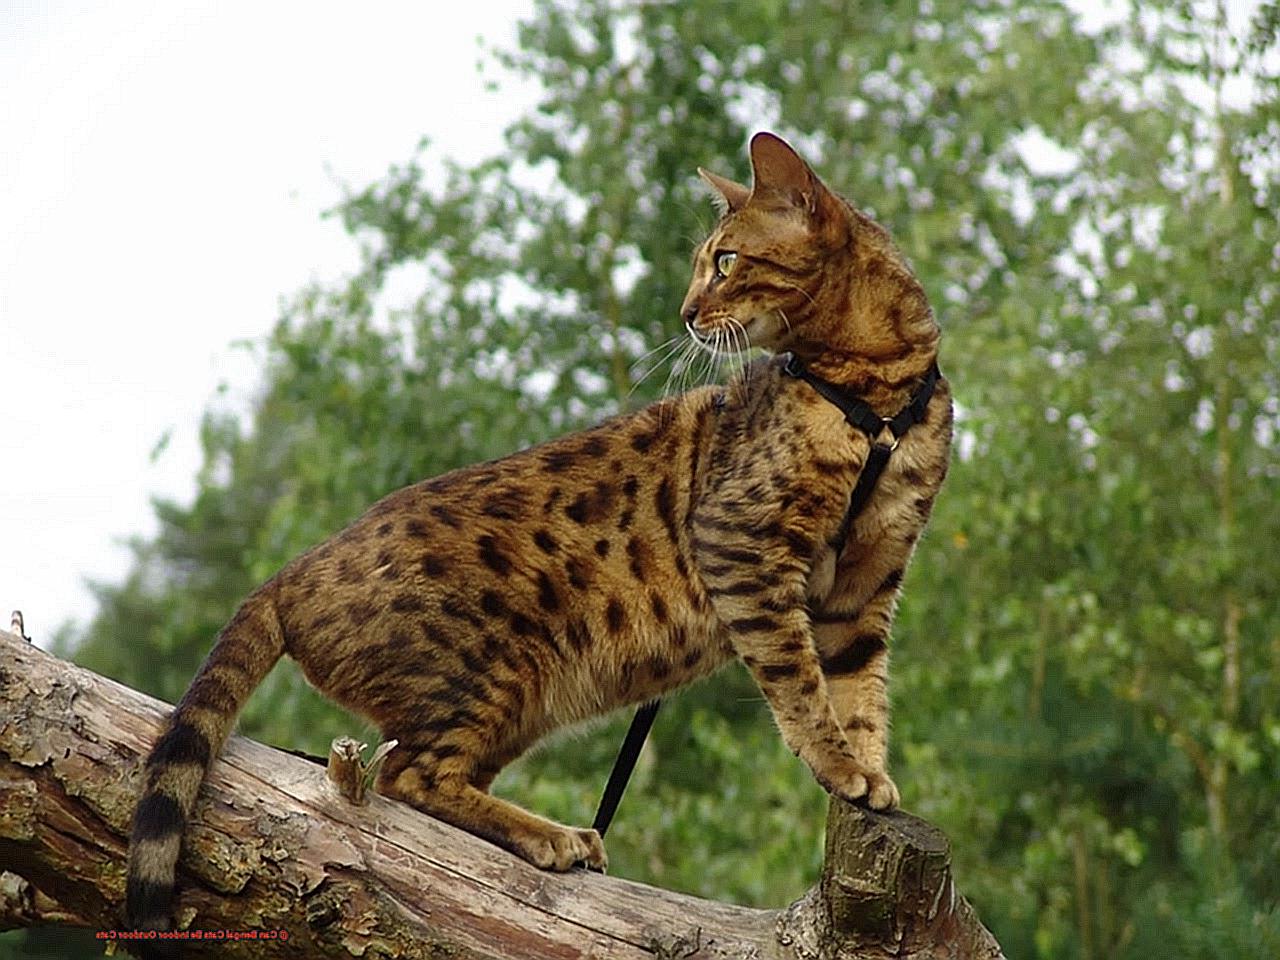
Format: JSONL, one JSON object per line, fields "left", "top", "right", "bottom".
{"left": 591, "top": 356, "right": 941, "bottom": 839}
{"left": 591, "top": 698, "right": 661, "bottom": 836}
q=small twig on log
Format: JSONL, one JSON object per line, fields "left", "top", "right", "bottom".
{"left": 9, "top": 611, "right": 30, "bottom": 643}
{"left": 325, "top": 737, "right": 397, "bottom": 805}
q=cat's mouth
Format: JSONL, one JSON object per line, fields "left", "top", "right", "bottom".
{"left": 685, "top": 318, "right": 754, "bottom": 355}
{"left": 685, "top": 320, "right": 712, "bottom": 343}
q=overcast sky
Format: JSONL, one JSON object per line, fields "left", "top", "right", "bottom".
{"left": 1, "top": 0, "right": 534, "bottom": 640}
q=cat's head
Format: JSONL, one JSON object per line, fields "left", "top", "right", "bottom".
{"left": 681, "top": 132, "right": 931, "bottom": 363}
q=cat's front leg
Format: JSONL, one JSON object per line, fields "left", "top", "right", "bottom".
{"left": 813, "top": 614, "right": 898, "bottom": 810}
{"left": 699, "top": 574, "right": 883, "bottom": 807}
{"left": 811, "top": 547, "right": 918, "bottom": 810}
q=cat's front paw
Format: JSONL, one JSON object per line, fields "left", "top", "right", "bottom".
{"left": 810, "top": 756, "right": 870, "bottom": 804}
{"left": 512, "top": 823, "right": 608, "bottom": 872}
{"left": 865, "top": 771, "right": 900, "bottom": 811}
{"left": 811, "top": 757, "right": 899, "bottom": 811}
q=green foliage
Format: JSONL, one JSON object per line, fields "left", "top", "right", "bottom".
{"left": 45, "top": 2, "right": 1280, "bottom": 958}
{"left": 496, "top": 668, "right": 827, "bottom": 903}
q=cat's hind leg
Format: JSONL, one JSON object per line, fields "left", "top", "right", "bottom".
{"left": 377, "top": 747, "right": 606, "bottom": 872}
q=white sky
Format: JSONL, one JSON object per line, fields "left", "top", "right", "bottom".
{"left": 0, "top": 0, "right": 534, "bottom": 640}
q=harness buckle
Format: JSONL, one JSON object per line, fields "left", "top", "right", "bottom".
{"left": 875, "top": 420, "right": 900, "bottom": 452}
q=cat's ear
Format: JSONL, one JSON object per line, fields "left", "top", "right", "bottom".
{"left": 748, "top": 132, "right": 834, "bottom": 205}
{"left": 698, "top": 167, "right": 751, "bottom": 214}
{"left": 748, "top": 132, "right": 846, "bottom": 235}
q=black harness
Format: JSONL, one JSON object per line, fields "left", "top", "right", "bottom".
{"left": 591, "top": 355, "right": 942, "bottom": 841}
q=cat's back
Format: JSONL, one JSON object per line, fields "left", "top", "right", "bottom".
{"left": 269, "top": 385, "right": 726, "bottom": 700}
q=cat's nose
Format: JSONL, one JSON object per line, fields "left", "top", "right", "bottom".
{"left": 682, "top": 303, "right": 699, "bottom": 324}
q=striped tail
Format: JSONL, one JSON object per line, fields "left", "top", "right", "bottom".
{"left": 125, "top": 586, "right": 285, "bottom": 933}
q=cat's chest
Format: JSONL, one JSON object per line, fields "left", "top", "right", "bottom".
{"left": 809, "top": 431, "right": 942, "bottom": 590}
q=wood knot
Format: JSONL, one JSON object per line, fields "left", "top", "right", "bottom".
{"left": 646, "top": 926, "right": 703, "bottom": 959}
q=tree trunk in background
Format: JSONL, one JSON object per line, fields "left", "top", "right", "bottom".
{"left": 0, "top": 629, "right": 1002, "bottom": 959}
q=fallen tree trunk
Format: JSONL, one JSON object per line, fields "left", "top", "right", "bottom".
{"left": 0, "top": 627, "right": 1003, "bottom": 958}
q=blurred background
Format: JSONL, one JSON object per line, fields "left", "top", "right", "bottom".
{"left": 3, "top": 0, "right": 1278, "bottom": 957}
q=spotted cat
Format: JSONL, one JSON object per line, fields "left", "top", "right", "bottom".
{"left": 127, "top": 132, "right": 951, "bottom": 932}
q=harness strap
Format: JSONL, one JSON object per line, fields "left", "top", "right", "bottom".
{"left": 783, "top": 353, "right": 940, "bottom": 449}
{"left": 591, "top": 356, "right": 941, "bottom": 843}
{"left": 836, "top": 440, "right": 893, "bottom": 548}
{"left": 786, "top": 356, "right": 940, "bottom": 549}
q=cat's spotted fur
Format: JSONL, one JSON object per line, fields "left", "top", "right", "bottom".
{"left": 127, "top": 133, "right": 951, "bottom": 930}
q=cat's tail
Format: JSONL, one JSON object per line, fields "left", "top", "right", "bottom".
{"left": 125, "top": 584, "right": 285, "bottom": 936}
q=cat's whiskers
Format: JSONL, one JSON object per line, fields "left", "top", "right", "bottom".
{"left": 714, "top": 330, "right": 731, "bottom": 387}
{"left": 697, "top": 330, "right": 722, "bottom": 390}
{"left": 776, "top": 308, "right": 794, "bottom": 336}
{"left": 728, "top": 329, "right": 743, "bottom": 380}
{"left": 662, "top": 340, "right": 687, "bottom": 399}
{"left": 778, "top": 282, "right": 817, "bottom": 308}
{"left": 629, "top": 334, "right": 685, "bottom": 375}
{"left": 686, "top": 335, "right": 708, "bottom": 394}
{"left": 681, "top": 324, "right": 732, "bottom": 394}
{"left": 718, "top": 329, "right": 734, "bottom": 389}
{"left": 724, "top": 317, "right": 751, "bottom": 404}
{"left": 668, "top": 335, "right": 702, "bottom": 398}
{"left": 735, "top": 321, "right": 754, "bottom": 400}
{"left": 628, "top": 335, "right": 689, "bottom": 400}
{"left": 651, "top": 338, "right": 694, "bottom": 424}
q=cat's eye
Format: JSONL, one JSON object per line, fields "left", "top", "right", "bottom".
{"left": 714, "top": 251, "right": 738, "bottom": 278}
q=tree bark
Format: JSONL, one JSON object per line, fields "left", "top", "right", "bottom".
{"left": 0, "top": 628, "right": 1002, "bottom": 959}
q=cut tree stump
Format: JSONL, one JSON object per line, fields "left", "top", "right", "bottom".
{"left": 0, "top": 627, "right": 1003, "bottom": 958}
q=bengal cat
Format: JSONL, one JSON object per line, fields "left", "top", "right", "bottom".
{"left": 127, "top": 132, "right": 951, "bottom": 931}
